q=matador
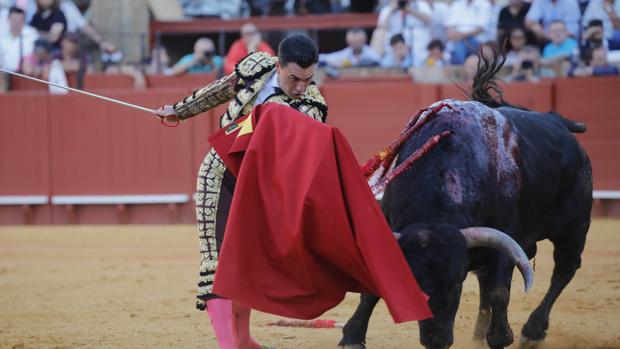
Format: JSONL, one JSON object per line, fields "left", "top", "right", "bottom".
{"left": 154, "top": 34, "right": 327, "bottom": 349}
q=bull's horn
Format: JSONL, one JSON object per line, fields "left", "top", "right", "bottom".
{"left": 393, "top": 232, "right": 402, "bottom": 240}
{"left": 460, "top": 227, "right": 534, "bottom": 292}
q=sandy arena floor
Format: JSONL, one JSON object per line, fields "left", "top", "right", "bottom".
{"left": 1, "top": 220, "right": 619, "bottom": 349}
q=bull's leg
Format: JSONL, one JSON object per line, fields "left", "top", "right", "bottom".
{"left": 338, "top": 293, "right": 380, "bottom": 348}
{"left": 521, "top": 234, "right": 586, "bottom": 344}
{"left": 473, "top": 267, "right": 492, "bottom": 341}
{"left": 478, "top": 255, "right": 516, "bottom": 349}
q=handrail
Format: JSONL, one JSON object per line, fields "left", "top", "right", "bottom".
{"left": 150, "top": 13, "right": 378, "bottom": 35}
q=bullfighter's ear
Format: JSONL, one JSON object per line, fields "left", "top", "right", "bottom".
{"left": 393, "top": 232, "right": 402, "bottom": 240}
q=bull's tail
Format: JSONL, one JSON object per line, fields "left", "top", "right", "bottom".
{"left": 553, "top": 113, "right": 588, "bottom": 133}
{"left": 472, "top": 51, "right": 588, "bottom": 134}
{"left": 470, "top": 50, "right": 516, "bottom": 109}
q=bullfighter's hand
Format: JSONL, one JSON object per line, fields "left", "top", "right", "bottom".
{"left": 153, "top": 104, "right": 179, "bottom": 123}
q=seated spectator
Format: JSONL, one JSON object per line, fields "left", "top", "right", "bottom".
{"left": 542, "top": 20, "right": 578, "bottom": 61}
{"left": 580, "top": 20, "right": 608, "bottom": 61}
{"left": 497, "top": 0, "right": 531, "bottom": 41}
{"left": 525, "top": 0, "right": 580, "bottom": 43}
{"left": 380, "top": 34, "right": 413, "bottom": 68}
{"left": 507, "top": 45, "right": 543, "bottom": 82}
{"left": 21, "top": 38, "right": 52, "bottom": 79}
{"left": 571, "top": 46, "right": 620, "bottom": 76}
{"left": 582, "top": 0, "right": 620, "bottom": 50}
{"left": 170, "top": 37, "right": 222, "bottom": 76}
{"left": 144, "top": 46, "right": 172, "bottom": 76}
{"left": 224, "top": 23, "right": 275, "bottom": 74}
{"left": 0, "top": 6, "right": 39, "bottom": 72}
{"left": 53, "top": 32, "right": 86, "bottom": 75}
{"left": 445, "top": 0, "right": 493, "bottom": 64}
{"left": 422, "top": 39, "right": 448, "bottom": 67}
{"left": 319, "top": 28, "right": 381, "bottom": 68}
{"left": 29, "top": 0, "right": 67, "bottom": 49}
{"left": 508, "top": 44, "right": 556, "bottom": 79}
{"left": 375, "top": 0, "right": 448, "bottom": 65}
{"left": 504, "top": 27, "right": 528, "bottom": 65}
{"left": 59, "top": 0, "right": 115, "bottom": 52}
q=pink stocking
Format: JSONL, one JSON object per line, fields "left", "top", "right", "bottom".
{"left": 232, "top": 302, "right": 263, "bottom": 349}
{"left": 206, "top": 299, "right": 237, "bottom": 349}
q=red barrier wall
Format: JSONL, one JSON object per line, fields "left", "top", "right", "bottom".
{"left": 0, "top": 93, "right": 52, "bottom": 224}
{"left": 554, "top": 77, "right": 620, "bottom": 190}
{"left": 1, "top": 76, "right": 619, "bottom": 224}
{"left": 322, "top": 80, "right": 439, "bottom": 161}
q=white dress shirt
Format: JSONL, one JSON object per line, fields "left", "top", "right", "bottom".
{"left": 446, "top": 0, "right": 493, "bottom": 42}
{"left": 0, "top": 25, "right": 39, "bottom": 72}
{"left": 254, "top": 72, "right": 281, "bottom": 106}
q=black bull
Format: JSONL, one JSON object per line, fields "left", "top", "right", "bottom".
{"left": 338, "top": 99, "right": 592, "bottom": 349}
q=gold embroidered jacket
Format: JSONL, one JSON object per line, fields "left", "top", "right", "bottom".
{"left": 173, "top": 52, "right": 328, "bottom": 126}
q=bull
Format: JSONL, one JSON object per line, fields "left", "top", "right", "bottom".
{"left": 338, "top": 56, "right": 592, "bottom": 349}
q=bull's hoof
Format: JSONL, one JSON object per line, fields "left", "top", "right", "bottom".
{"left": 521, "top": 319, "right": 548, "bottom": 341}
{"left": 338, "top": 345, "right": 365, "bottom": 349}
{"left": 486, "top": 326, "right": 513, "bottom": 349}
{"left": 519, "top": 336, "right": 544, "bottom": 349}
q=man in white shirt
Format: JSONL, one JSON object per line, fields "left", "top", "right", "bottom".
{"left": 319, "top": 28, "right": 381, "bottom": 68}
{"left": 376, "top": 0, "right": 450, "bottom": 66}
{"left": 0, "top": 6, "right": 39, "bottom": 72}
{"left": 445, "top": 0, "right": 493, "bottom": 64}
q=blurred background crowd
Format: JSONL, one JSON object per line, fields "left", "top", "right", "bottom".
{"left": 1, "top": 0, "right": 619, "bottom": 93}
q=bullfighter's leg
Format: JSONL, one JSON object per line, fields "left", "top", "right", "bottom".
{"left": 195, "top": 148, "right": 227, "bottom": 309}
{"left": 478, "top": 253, "right": 516, "bottom": 349}
{"left": 473, "top": 267, "right": 492, "bottom": 341}
{"left": 521, "top": 231, "right": 587, "bottom": 345}
{"left": 195, "top": 149, "right": 263, "bottom": 349}
{"left": 232, "top": 301, "right": 263, "bottom": 349}
{"left": 206, "top": 298, "right": 237, "bottom": 349}
{"left": 338, "top": 293, "right": 381, "bottom": 348}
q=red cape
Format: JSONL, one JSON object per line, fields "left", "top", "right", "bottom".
{"left": 208, "top": 103, "right": 431, "bottom": 323}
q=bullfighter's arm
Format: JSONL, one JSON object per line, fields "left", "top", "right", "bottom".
{"left": 172, "top": 73, "right": 240, "bottom": 120}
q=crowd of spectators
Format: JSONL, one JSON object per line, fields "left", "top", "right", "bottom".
{"left": 0, "top": 0, "right": 144, "bottom": 92}
{"left": 2, "top": 0, "right": 620, "bottom": 94}
{"left": 172, "top": 0, "right": 620, "bottom": 81}
{"left": 127, "top": 0, "right": 620, "bottom": 80}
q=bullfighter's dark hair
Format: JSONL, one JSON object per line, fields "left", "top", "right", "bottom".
{"left": 278, "top": 34, "right": 318, "bottom": 69}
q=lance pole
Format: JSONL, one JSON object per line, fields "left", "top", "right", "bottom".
{"left": 0, "top": 68, "right": 155, "bottom": 114}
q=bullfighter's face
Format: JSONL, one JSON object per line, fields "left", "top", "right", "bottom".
{"left": 276, "top": 61, "right": 316, "bottom": 100}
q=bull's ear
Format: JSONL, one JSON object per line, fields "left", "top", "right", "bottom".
{"left": 393, "top": 232, "right": 402, "bottom": 240}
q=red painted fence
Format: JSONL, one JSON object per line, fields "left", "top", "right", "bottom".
{"left": 1, "top": 75, "right": 619, "bottom": 224}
